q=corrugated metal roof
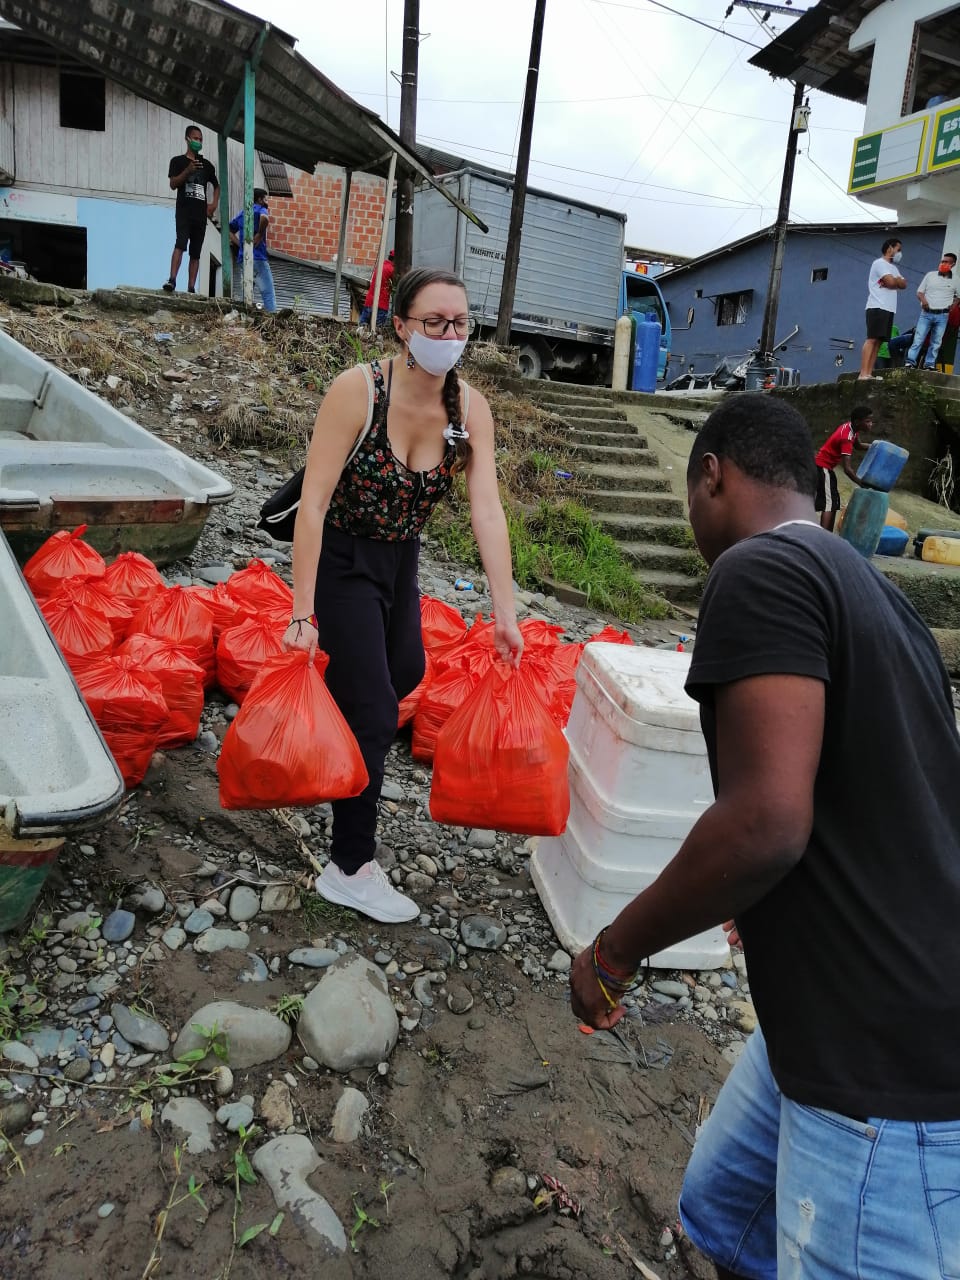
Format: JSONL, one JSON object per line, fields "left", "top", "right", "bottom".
{"left": 257, "top": 152, "right": 292, "bottom": 198}
{"left": 749, "top": 1, "right": 884, "bottom": 101}
{"left": 231, "top": 253, "right": 359, "bottom": 319}
{"left": 0, "top": 0, "right": 487, "bottom": 229}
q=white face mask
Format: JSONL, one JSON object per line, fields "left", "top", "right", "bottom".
{"left": 406, "top": 329, "right": 466, "bottom": 376}
{"left": 892, "top": 251, "right": 902, "bottom": 264}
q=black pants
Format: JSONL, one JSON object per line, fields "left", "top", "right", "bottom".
{"left": 314, "top": 526, "right": 425, "bottom": 874}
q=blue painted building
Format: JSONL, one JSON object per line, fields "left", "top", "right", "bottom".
{"left": 657, "top": 221, "right": 947, "bottom": 386}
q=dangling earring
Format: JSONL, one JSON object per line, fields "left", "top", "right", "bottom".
{"left": 456, "top": 353, "right": 464, "bottom": 369}
{"left": 406, "top": 347, "right": 416, "bottom": 370}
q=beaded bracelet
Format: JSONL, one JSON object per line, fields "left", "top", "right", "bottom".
{"left": 591, "top": 928, "right": 645, "bottom": 1009}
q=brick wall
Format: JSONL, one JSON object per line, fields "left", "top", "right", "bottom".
{"left": 268, "top": 164, "right": 387, "bottom": 267}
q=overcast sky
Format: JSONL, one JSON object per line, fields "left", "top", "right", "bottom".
{"left": 241, "top": 0, "right": 891, "bottom": 258}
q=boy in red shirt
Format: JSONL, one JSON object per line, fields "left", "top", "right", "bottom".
{"left": 814, "top": 405, "right": 872, "bottom": 531}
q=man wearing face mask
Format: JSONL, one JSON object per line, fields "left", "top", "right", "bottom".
{"left": 905, "top": 252, "right": 959, "bottom": 370}
{"left": 163, "top": 125, "right": 219, "bottom": 295}
{"left": 859, "top": 238, "right": 906, "bottom": 380}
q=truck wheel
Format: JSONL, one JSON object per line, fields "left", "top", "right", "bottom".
{"left": 517, "top": 344, "right": 543, "bottom": 380}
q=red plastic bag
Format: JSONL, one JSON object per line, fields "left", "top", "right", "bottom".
{"left": 77, "top": 654, "right": 169, "bottom": 787}
{"left": 60, "top": 576, "right": 134, "bottom": 644}
{"left": 23, "top": 525, "right": 105, "bottom": 599}
{"left": 117, "top": 634, "right": 205, "bottom": 749}
{"left": 40, "top": 583, "right": 115, "bottom": 675}
{"left": 519, "top": 619, "right": 565, "bottom": 647}
{"left": 525, "top": 642, "right": 584, "bottom": 728}
{"left": 216, "top": 616, "right": 286, "bottom": 704}
{"left": 587, "top": 625, "right": 634, "bottom": 645}
{"left": 130, "top": 585, "right": 216, "bottom": 686}
{"left": 225, "top": 559, "right": 293, "bottom": 618}
{"left": 430, "top": 663, "right": 570, "bottom": 835}
{"left": 411, "top": 658, "right": 485, "bottom": 763}
{"left": 398, "top": 652, "right": 434, "bottom": 729}
{"left": 420, "top": 595, "right": 467, "bottom": 655}
{"left": 218, "top": 651, "right": 368, "bottom": 810}
{"left": 185, "top": 583, "right": 254, "bottom": 641}
{"left": 101, "top": 552, "right": 165, "bottom": 611}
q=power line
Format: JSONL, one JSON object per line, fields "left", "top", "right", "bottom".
{"left": 589, "top": 0, "right": 764, "bottom": 47}
{"left": 416, "top": 131, "right": 764, "bottom": 206}
{"left": 348, "top": 86, "right": 859, "bottom": 131}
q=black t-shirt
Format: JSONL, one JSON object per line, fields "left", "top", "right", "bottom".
{"left": 169, "top": 154, "right": 218, "bottom": 216}
{"left": 686, "top": 520, "right": 960, "bottom": 1120}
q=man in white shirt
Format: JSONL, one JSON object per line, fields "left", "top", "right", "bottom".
{"left": 859, "top": 238, "right": 907, "bottom": 380}
{"left": 905, "top": 252, "right": 959, "bottom": 370}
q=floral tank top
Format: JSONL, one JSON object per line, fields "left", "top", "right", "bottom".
{"left": 325, "top": 360, "right": 457, "bottom": 542}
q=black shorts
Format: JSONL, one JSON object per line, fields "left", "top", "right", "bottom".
{"left": 865, "top": 307, "right": 894, "bottom": 341}
{"left": 175, "top": 210, "right": 207, "bottom": 260}
{"left": 814, "top": 466, "right": 840, "bottom": 513}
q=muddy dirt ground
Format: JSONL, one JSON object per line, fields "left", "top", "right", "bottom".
{"left": 0, "top": 742, "right": 727, "bottom": 1280}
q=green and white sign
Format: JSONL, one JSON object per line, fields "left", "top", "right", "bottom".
{"left": 930, "top": 104, "right": 960, "bottom": 170}
{"left": 848, "top": 117, "right": 927, "bottom": 193}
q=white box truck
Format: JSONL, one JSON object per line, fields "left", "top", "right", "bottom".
{"left": 408, "top": 167, "right": 671, "bottom": 383}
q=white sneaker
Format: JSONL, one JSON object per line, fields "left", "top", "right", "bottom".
{"left": 316, "top": 859, "right": 419, "bottom": 924}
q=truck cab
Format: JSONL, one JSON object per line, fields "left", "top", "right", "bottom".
{"left": 619, "top": 270, "right": 671, "bottom": 382}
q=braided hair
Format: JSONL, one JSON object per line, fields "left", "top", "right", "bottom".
{"left": 394, "top": 268, "right": 474, "bottom": 476}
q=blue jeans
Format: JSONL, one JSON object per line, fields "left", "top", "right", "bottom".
{"left": 359, "top": 306, "right": 389, "bottom": 327}
{"left": 253, "top": 258, "right": 276, "bottom": 312}
{"left": 907, "top": 309, "right": 949, "bottom": 368}
{"left": 679, "top": 1029, "right": 960, "bottom": 1278}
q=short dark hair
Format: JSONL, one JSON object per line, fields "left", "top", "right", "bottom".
{"left": 254, "top": 188, "right": 268, "bottom": 202}
{"left": 687, "top": 394, "right": 817, "bottom": 498}
{"left": 185, "top": 124, "right": 202, "bottom": 139}
{"left": 881, "top": 237, "right": 901, "bottom": 254}
{"left": 850, "top": 404, "right": 873, "bottom": 424}
{"left": 945, "top": 252, "right": 958, "bottom": 264}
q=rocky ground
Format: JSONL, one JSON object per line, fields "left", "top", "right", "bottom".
{"left": 0, "top": 300, "right": 749, "bottom": 1280}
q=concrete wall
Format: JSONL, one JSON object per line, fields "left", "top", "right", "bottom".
{"left": 774, "top": 375, "right": 942, "bottom": 495}
{"left": 658, "top": 224, "right": 944, "bottom": 386}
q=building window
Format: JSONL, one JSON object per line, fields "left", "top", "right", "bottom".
{"left": 717, "top": 290, "right": 750, "bottom": 326}
{"left": 59, "top": 72, "right": 106, "bottom": 131}
{"left": 812, "top": 267, "right": 828, "bottom": 282}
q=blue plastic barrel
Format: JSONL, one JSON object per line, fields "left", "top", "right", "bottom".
{"left": 839, "top": 488, "right": 889, "bottom": 559}
{"left": 876, "top": 526, "right": 909, "bottom": 557}
{"left": 857, "top": 440, "right": 909, "bottom": 492}
{"left": 632, "top": 316, "right": 661, "bottom": 394}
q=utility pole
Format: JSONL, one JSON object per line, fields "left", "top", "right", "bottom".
{"left": 495, "top": 0, "right": 547, "bottom": 347}
{"left": 394, "top": 0, "right": 419, "bottom": 278}
{"left": 757, "top": 79, "right": 806, "bottom": 364}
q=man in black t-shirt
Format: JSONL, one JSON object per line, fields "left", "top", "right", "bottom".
{"left": 162, "top": 124, "right": 219, "bottom": 295}
{"left": 570, "top": 394, "right": 960, "bottom": 1279}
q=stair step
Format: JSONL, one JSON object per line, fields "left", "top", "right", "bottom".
{"left": 567, "top": 427, "right": 648, "bottom": 447}
{"left": 618, "top": 540, "right": 700, "bottom": 572}
{"left": 568, "top": 443, "right": 660, "bottom": 465}
{"left": 540, "top": 402, "right": 628, "bottom": 422}
{"left": 534, "top": 392, "right": 618, "bottom": 410}
{"left": 601, "top": 506, "right": 691, "bottom": 537}
{"left": 633, "top": 568, "right": 703, "bottom": 605}
{"left": 555, "top": 417, "right": 636, "bottom": 434}
{"left": 583, "top": 475, "right": 673, "bottom": 498}
{"left": 584, "top": 482, "right": 675, "bottom": 512}
{"left": 578, "top": 463, "right": 677, "bottom": 491}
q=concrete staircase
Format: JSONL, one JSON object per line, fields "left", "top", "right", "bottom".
{"left": 524, "top": 382, "right": 705, "bottom": 605}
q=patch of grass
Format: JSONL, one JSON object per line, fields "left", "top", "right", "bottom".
{"left": 431, "top": 497, "right": 671, "bottom": 623}
{"left": 0, "top": 966, "right": 47, "bottom": 1041}
{"left": 299, "top": 889, "right": 358, "bottom": 934}
{"left": 271, "top": 994, "right": 304, "bottom": 1025}
{"left": 349, "top": 1194, "right": 381, "bottom": 1253}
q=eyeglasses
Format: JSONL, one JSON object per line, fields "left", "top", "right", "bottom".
{"left": 406, "top": 314, "right": 474, "bottom": 338}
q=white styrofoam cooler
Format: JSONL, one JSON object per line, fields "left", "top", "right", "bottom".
{"left": 530, "top": 644, "right": 730, "bottom": 969}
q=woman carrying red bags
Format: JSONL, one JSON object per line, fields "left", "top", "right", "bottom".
{"left": 283, "top": 268, "right": 523, "bottom": 923}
